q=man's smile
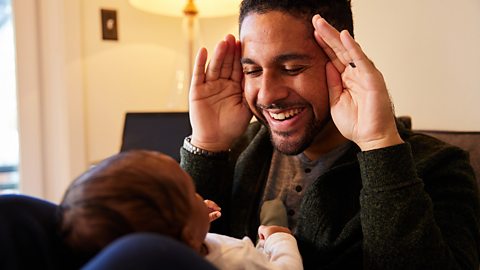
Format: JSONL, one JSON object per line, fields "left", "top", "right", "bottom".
{"left": 268, "top": 108, "right": 303, "bottom": 120}
{"left": 261, "top": 107, "right": 307, "bottom": 135}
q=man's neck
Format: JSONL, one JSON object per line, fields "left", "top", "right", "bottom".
{"left": 303, "top": 121, "right": 349, "bottom": 161}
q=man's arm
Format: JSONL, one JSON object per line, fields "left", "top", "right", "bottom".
{"left": 359, "top": 141, "right": 480, "bottom": 269}
{"left": 312, "top": 14, "right": 480, "bottom": 269}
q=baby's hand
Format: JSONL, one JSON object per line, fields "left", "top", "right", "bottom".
{"left": 204, "top": 199, "right": 221, "bottom": 222}
{"left": 258, "top": 225, "right": 292, "bottom": 240}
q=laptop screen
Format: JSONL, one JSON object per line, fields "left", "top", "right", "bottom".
{"left": 120, "top": 112, "right": 191, "bottom": 162}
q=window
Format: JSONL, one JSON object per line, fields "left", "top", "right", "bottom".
{"left": 0, "top": 0, "right": 19, "bottom": 193}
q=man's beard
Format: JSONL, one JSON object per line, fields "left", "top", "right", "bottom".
{"left": 251, "top": 101, "right": 331, "bottom": 156}
{"left": 267, "top": 114, "right": 331, "bottom": 156}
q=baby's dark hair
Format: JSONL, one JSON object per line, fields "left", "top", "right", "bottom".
{"left": 58, "top": 150, "right": 191, "bottom": 259}
{"left": 239, "top": 0, "right": 353, "bottom": 36}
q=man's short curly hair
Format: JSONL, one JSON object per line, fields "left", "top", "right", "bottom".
{"left": 239, "top": 0, "right": 353, "bottom": 36}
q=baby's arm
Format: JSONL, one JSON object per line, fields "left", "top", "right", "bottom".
{"left": 257, "top": 225, "right": 303, "bottom": 270}
{"left": 257, "top": 225, "right": 292, "bottom": 240}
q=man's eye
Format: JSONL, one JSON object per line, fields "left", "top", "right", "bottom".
{"left": 243, "top": 69, "right": 262, "bottom": 76}
{"left": 284, "top": 67, "right": 304, "bottom": 75}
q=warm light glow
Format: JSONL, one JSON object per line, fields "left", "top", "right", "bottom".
{"left": 128, "top": 0, "right": 241, "bottom": 111}
{"left": 128, "top": 0, "right": 242, "bottom": 17}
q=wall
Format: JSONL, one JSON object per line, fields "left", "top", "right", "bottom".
{"left": 14, "top": 0, "right": 86, "bottom": 202}
{"left": 353, "top": 0, "right": 480, "bottom": 131}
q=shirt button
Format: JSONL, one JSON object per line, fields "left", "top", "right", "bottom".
{"left": 304, "top": 168, "right": 311, "bottom": 173}
{"left": 295, "top": 185, "right": 302, "bottom": 192}
{"left": 287, "top": 209, "right": 295, "bottom": 216}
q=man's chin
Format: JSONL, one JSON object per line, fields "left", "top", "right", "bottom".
{"left": 267, "top": 115, "right": 333, "bottom": 156}
{"left": 270, "top": 132, "right": 309, "bottom": 156}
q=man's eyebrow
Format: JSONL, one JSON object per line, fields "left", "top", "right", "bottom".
{"left": 240, "top": 54, "right": 313, "bottom": 65}
{"left": 241, "top": 58, "right": 256, "bottom": 65}
{"left": 273, "top": 53, "right": 312, "bottom": 63}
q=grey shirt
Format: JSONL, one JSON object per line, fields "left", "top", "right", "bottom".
{"left": 262, "top": 142, "right": 352, "bottom": 232}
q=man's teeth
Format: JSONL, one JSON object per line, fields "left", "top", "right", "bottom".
{"left": 269, "top": 109, "right": 301, "bottom": 120}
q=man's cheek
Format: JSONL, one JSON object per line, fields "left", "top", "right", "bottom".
{"left": 243, "top": 84, "right": 255, "bottom": 106}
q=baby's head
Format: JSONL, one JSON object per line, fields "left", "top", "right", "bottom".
{"left": 59, "top": 150, "right": 210, "bottom": 259}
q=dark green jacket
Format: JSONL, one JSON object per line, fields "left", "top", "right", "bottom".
{"left": 181, "top": 120, "right": 480, "bottom": 269}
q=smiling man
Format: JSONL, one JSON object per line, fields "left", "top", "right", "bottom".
{"left": 181, "top": 0, "right": 480, "bottom": 269}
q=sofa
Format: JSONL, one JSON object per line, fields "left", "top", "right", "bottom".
{"left": 398, "top": 116, "right": 480, "bottom": 186}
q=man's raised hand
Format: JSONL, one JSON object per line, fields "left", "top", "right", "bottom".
{"left": 189, "top": 34, "right": 252, "bottom": 152}
{"left": 312, "top": 15, "right": 403, "bottom": 151}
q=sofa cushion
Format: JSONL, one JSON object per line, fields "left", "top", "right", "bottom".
{"left": 415, "top": 130, "right": 480, "bottom": 186}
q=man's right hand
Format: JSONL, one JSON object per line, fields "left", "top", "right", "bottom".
{"left": 189, "top": 34, "right": 253, "bottom": 152}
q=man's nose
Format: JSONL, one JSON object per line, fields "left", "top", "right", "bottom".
{"left": 257, "top": 72, "right": 289, "bottom": 105}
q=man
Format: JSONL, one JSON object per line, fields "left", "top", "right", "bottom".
{"left": 181, "top": 0, "right": 480, "bottom": 269}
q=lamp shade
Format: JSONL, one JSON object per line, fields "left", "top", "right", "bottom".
{"left": 129, "top": 0, "right": 242, "bottom": 18}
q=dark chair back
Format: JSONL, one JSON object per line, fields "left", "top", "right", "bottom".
{"left": 415, "top": 130, "right": 480, "bottom": 184}
{"left": 120, "top": 112, "right": 191, "bottom": 162}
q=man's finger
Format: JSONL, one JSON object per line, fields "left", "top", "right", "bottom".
{"left": 339, "top": 30, "right": 371, "bottom": 71}
{"left": 326, "top": 62, "right": 343, "bottom": 106}
{"left": 314, "top": 31, "right": 345, "bottom": 73}
{"left": 206, "top": 40, "right": 228, "bottom": 81}
{"left": 230, "top": 40, "right": 243, "bottom": 82}
{"left": 191, "top": 48, "right": 207, "bottom": 86}
{"left": 219, "top": 35, "right": 236, "bottom": 79}
{"left": 312, "top": 15, "right": 352, "bottom": 68}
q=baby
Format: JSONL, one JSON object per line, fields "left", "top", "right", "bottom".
{"left": 58, "top": 150, "right": 302, "bottom": 269}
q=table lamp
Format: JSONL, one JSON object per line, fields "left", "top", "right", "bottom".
{"left": 128, "top": 0, "right": 241, "bottom": 110}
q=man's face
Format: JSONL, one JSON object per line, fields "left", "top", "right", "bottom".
{"left": 240, "top": 11, "right": 331, "bottom": 155}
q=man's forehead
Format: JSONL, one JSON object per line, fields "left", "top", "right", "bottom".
{"left": 239, "top": 11, "right": 312, "bottom": 42}
{"left": 240, "top": 16, "right": 321, "bottom": 61}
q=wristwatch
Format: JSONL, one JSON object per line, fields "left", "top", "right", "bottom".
{"left": 182, "top": 136, "right": 230, "bottom": 159}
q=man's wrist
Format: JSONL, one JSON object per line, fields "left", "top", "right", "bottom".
{"left": 183, "top": 136, "right": 230, "bottom": 158}
{"left": 357, "top": 134, "right": 404, "bottom": 152}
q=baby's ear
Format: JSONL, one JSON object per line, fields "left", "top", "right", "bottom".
{"left": 180, "top": 226, "right": 199, "bottom": 252}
